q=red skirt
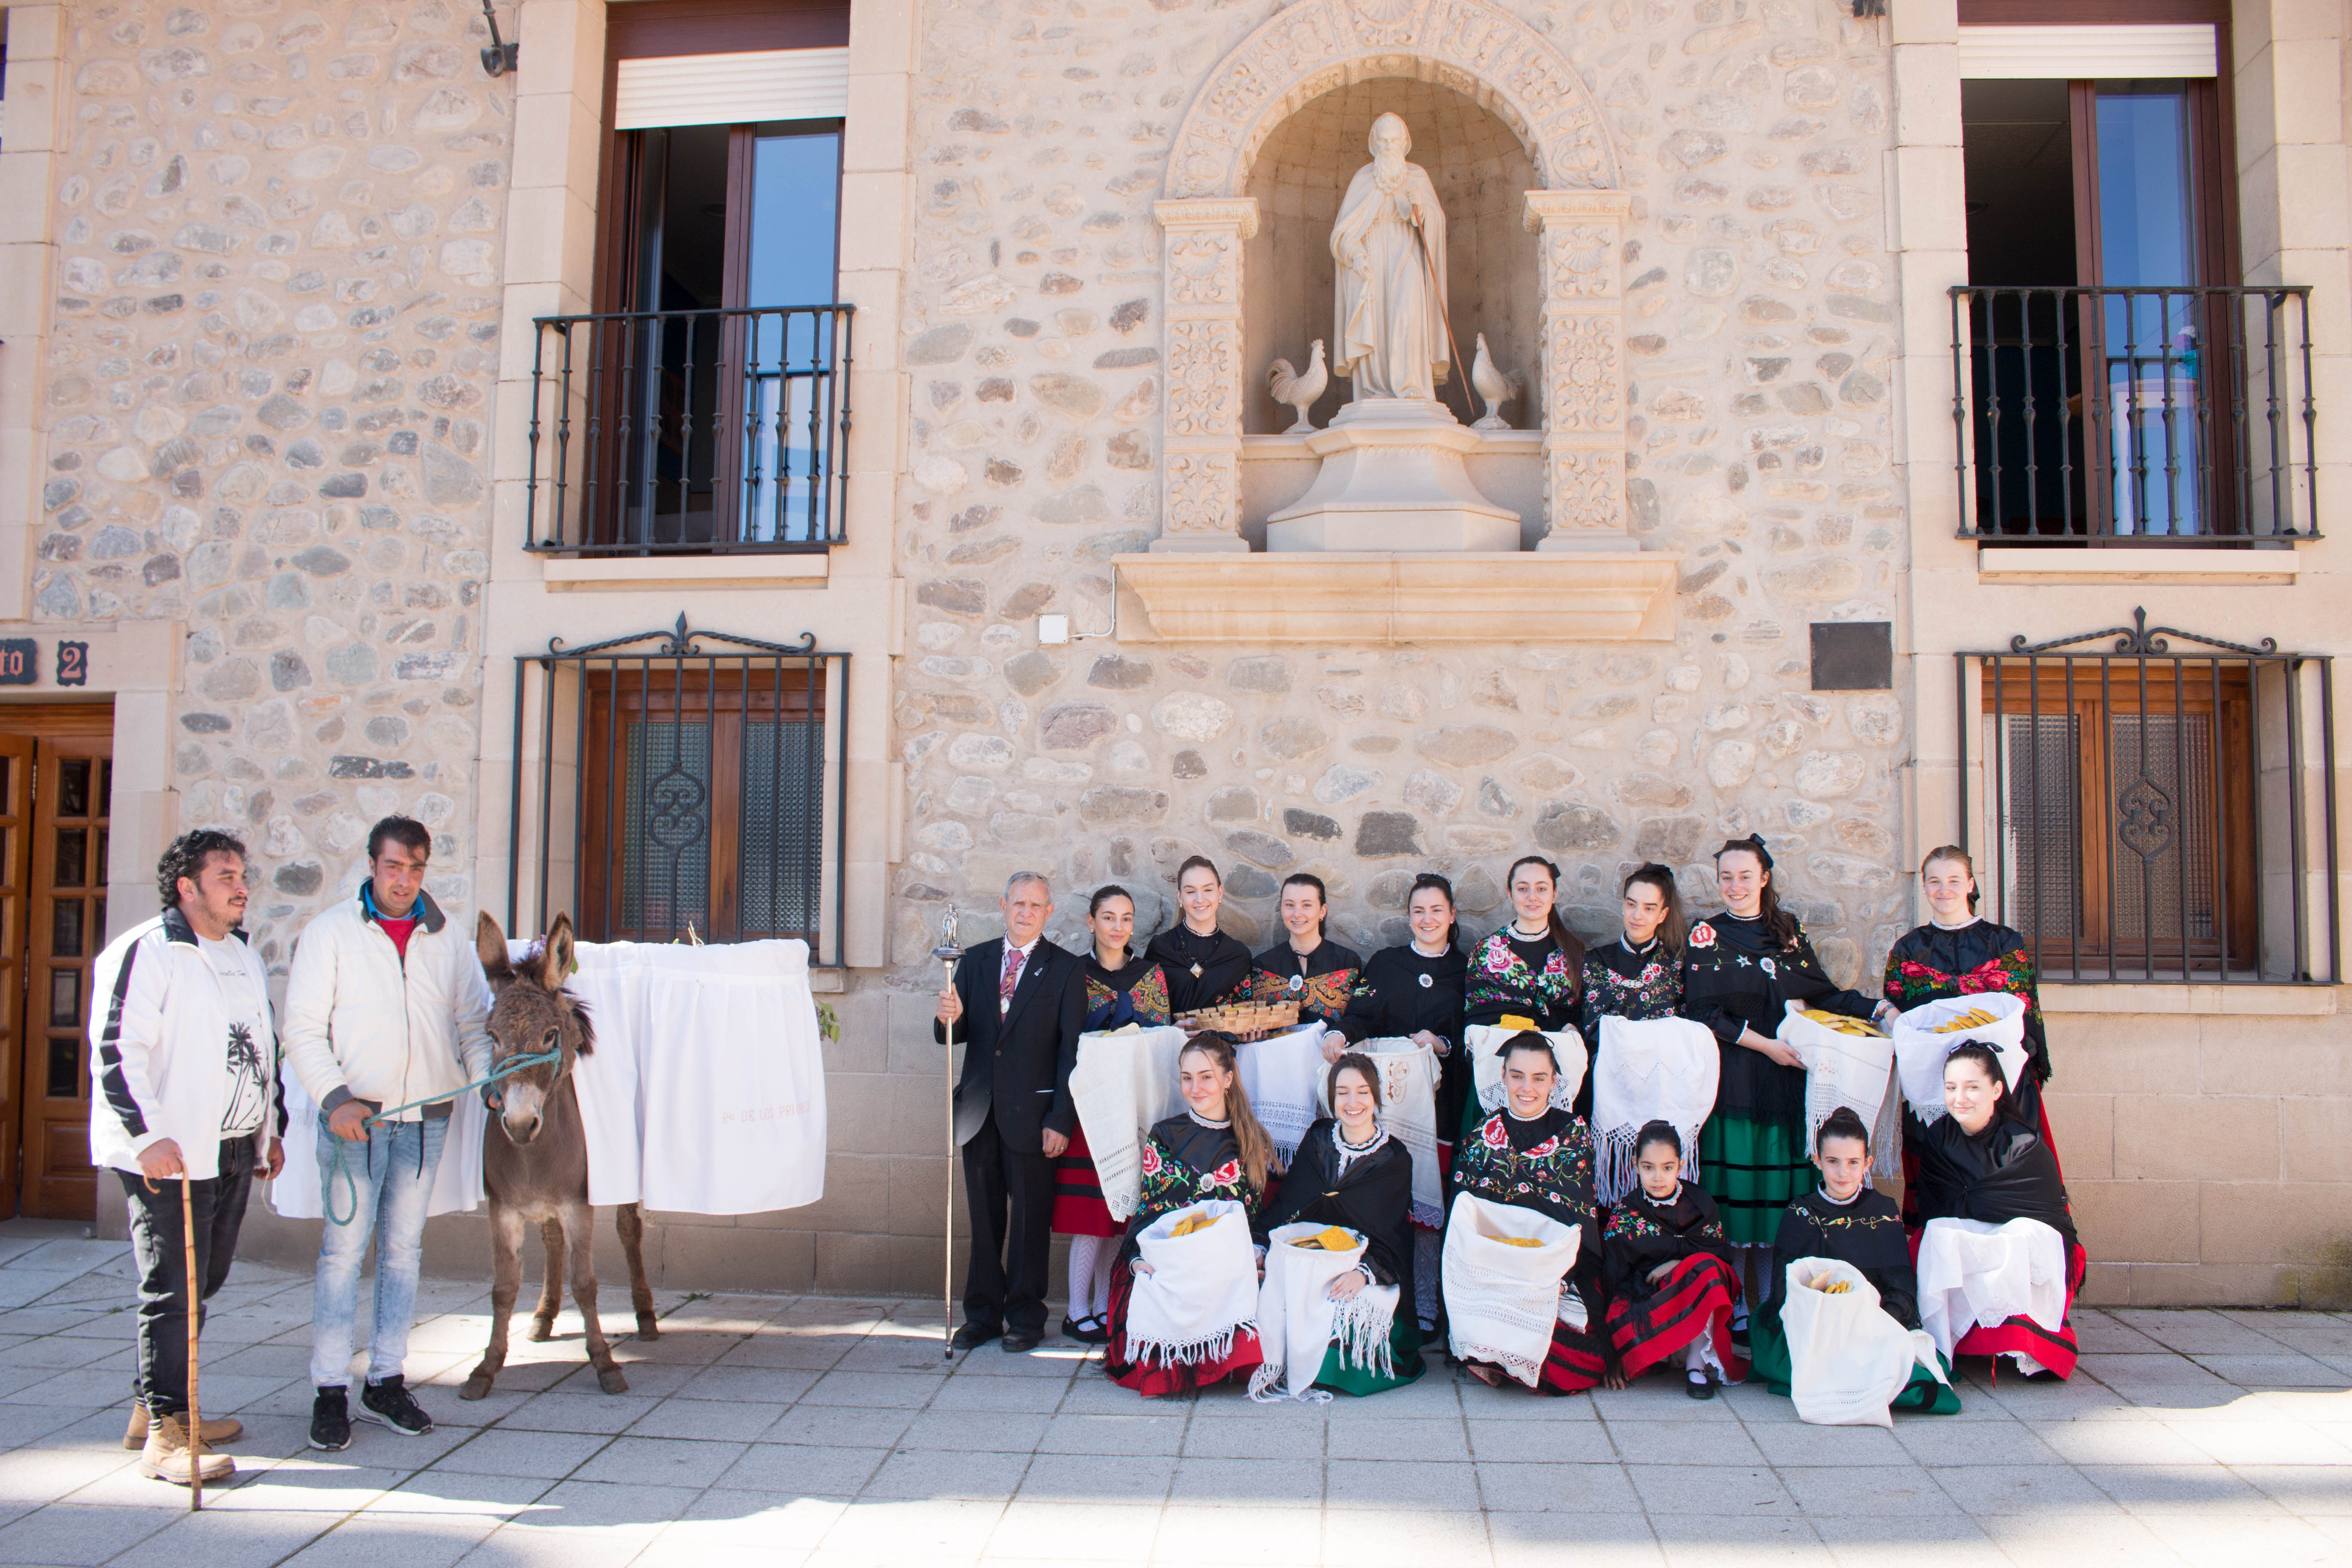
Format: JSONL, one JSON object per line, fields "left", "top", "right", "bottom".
{"left": 1463, "top": 1318, "right": 1607, "bottom": 1394}
{"left": 1911, "top": 1233, "right": 2089, "bottom": 1380}
{"left": 1603, "top": 1254, "right": 1748, "bottom": 1381}
{"left": 1101, "top": 1262, "right": 1263, "bottom": 1397}
{"left": 1050, "top": 1125, "right": 1119, "bottom": 1237}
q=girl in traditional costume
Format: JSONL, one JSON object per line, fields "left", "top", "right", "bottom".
{"left": 1339, "top": 874, "right": 1466, "bottom": 1335}
{"left": 1057, "top": 885, "right": 1173, "bottom": 1344}
{"left": 1600, "top": 1123, "right": 1745, "bottom": 1399}
{"left": 1908, "top": 1042, "right": 2086, "bottom": 1380}
{"left": 1445, "top": 1032, "right": 1609, "bottom": 1394}
{"left": 1146, "top": 856, "right": 1254, "bottom": 1015}
{"left": 1104, "top": 1034, "right": 1277, "bottom": 1396}
{"left": 1250, "top": 873, "right": 1363, "bottom": 1032}
{"left": 1259, "top": 1053, "right": 1425, "bottom": 1396}
{"left": 1462, "top": 856, "right": 1587, "bottom": 1141}
{"left": 1680, "top": 836, "right": 1893, "bottom": 1336}
{"left": 1748, "top": 1108, "right": 1960, "bottom": 1415}
{"left": 1580, "top": 862, "right": 1686, "bottom": 1036}
{"left": 1883, "top": 846, "right": 2059, "bottom": 1226}
{"left": 1581, "top": 864, "right": 1716, "bottom": 1204}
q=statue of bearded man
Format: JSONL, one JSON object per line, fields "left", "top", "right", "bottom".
{"left": 1329, "top": 112, "right": 1450, "bottom": 403}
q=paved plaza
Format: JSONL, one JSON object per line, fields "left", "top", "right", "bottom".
{"left": 0, "top": 1222, "right": 2344, "bottom": 1566}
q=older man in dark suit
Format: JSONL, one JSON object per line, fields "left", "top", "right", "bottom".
{"left": 936, "top": 871, "right": 1087, "bottom": 1353}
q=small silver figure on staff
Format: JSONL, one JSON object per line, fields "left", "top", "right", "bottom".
{"left": 931, "top": 907, "right": 965, "bottom": 1360}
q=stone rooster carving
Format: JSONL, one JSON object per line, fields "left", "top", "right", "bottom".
{"left": 1469, "top": 334, "right": 1521, "bottom": 431}
{"left": 1266, "top": 340, "right": 1328, "bottom": 434}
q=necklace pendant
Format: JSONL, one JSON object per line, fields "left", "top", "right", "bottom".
{"left": 1190, "top": 962, "right": 1203, "bottom": 977}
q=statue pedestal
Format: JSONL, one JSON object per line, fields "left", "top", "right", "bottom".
{"left": 1264, "top": 398, "right": 1522, "bottom": 552}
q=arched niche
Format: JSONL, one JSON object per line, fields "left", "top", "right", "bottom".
{"left": 1243, "top": 79, "right": 1543, "bottom": 435}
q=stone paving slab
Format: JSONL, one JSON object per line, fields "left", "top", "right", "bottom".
{"left": 0, "top": 1223, "right": 2343, "bottom": 1566}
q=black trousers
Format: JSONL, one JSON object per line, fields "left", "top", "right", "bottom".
{"left": 961, "top": 1108, "right": 1054, "bottom": 1337}
{"left": 118, "top": 1137, "right": 255, "bottom": 1418}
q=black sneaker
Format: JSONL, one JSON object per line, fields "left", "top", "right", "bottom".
{"left": 357, "top": 1375, "right": 434, "bottom": 1436}
{"left": 309, "top": 1386, "right": 352, "bottom": 1451}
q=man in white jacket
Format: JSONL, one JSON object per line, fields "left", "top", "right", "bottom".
{"left": 90, "top": 830, "right": 284, "bottom": 1487}
{"left": 282, "top": 815, "right": 492, "bottom": 1452}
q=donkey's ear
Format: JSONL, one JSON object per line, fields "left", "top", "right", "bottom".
{"left": 539, "top": 913, "right": 577, "bottom": 992}
{"left": 476, "top": 912, "right": 514, "bottom": 983}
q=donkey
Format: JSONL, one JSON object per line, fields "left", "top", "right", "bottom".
{"left": 461, "top": 912, "right": 659, "bottom": 1399}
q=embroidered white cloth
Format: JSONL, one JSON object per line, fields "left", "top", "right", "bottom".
{"left": 1778, "top": 1002, "right": 1902, "bottom": 1180}
{"left": 1124, "top": 1198, "right": 1262, "bottom": 1369}
{"left": 1237, "top": 1021, "right": 1330, "bottom": 1161}
{"left": 1590, "top": 1017, "right": 1719, "bottom": 1203}
{"left": 1441, "top": 1191, "right": 1580, "bottom": 1388}
{"left": 273, "top": 937, "right": 825, "bottom": 1217}
{"left": 1320, "top": 1037, "right": 1443, "bottom": 1228}
{"left": 1248, "top": 1222, "right": 1400, "bottom": 1403}
{"left": 1779, "top": 1257, "right": 1948, "bottom": 1429}
{"left": 1069, "top": 1025, "right": 1191, "bottom": 1222}
{"left": 1914, "top": 1216, "right": 2068, "bottom": 1362}
{"left": 1465, "top": 1024, "right": 1587, "bottom": 1116}
{"left": 1893, "top": 994, "right": 2031, "bottom": 1127}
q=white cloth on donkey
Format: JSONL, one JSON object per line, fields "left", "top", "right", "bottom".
{"left": 1779, "top": 1001, "right": 1902, "bottom": 1180}
{"left": 1914, "top": 1216, "right": 2068, "bottom": 1363}
{"left": 1237, "top": 1021, "right": 1329, "bottom": 1161}
{"left": 1320, "top": 1038, "right": 1443, "bottom": 1228}
{"left": 1249, "top": 1223, "right": 1401, "bottom": 1403}
{"left": 1779, "top": 1257, "right": 1948, "bottom": 1429}
{"left": 1893, "top": 993, "right": 2030, "bottom": 1127}
{"left": 1465, "top": 1023, "right": 1587, "bottom": 1116}
{"left": 1590, "top": 1017, "right": 1718, "bottom": 1203}
{"left": 1069, "top": 1025, "right": 1190, "bottom": 1221}
{"left": 1124, "top": 1199, "right": 1262, "bottom": 1369}
{"left": 1442, "top": 1191, "right": 1580, "bottom": 1388}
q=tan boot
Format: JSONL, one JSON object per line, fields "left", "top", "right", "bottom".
{"left": 137, "top": 1413, "right": 234, "bottom": 1486}
{"left": 123, "top": 1402, "right": 243, "bottom": 1451}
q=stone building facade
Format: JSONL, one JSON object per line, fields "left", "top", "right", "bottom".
{"left": 0, "top": 0, "right": 2343, "bottom": 1308}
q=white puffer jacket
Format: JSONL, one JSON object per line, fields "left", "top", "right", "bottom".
{"left": 281, "top": 886, "right": 494, "bottom": 1123}
{"left": 88, "top": 909, "right": 281, "bottom": 1181}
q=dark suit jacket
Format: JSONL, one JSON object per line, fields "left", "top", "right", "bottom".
{"left": 934, "top": 936, "right": 1085, "bottom": 1153}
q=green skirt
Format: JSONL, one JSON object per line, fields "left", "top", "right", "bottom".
{"left": 1311, "top": 1312, "right": 1426, "bottom": 1398}
{"left": 1749, "top": 1297, "right": 1962, "bottom": 1416}
{"left": 1698, "top": 1115, "right": 1812, "bottom": 1246}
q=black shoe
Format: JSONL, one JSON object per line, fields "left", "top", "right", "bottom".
{"left": 1002, "top": 1329, "right": 1043, "bottom": 1354}
{"left": 309, "top": 1386, "right": 352, "bottom": 1451}
{"left": 1060, "top": 1314, "right": 1109, "bottom": 1345}
{"left": 949, "top": 1322, "right": 1001, "bottom": 1353}
{"left": 1686, "top": 1370, "right": 1718, "bottom": 1401}
{"left": 357, "top": 1375, "right": 434, "bottom": 1436}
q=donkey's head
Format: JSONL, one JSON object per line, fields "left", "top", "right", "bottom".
{"left": 475, "top": 911, "right": 595, "bottom": 1146}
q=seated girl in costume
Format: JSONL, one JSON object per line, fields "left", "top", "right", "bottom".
{"left": 1103, "top": 1034, "right": 1277, "bottom": 1396}
{"left": 1600, "top": 1122, "right": 1745, "bottom": 1400}
{"left": 1907, "top": 1041, "right": 2086, "bottom": 1381}
{"left": 1257, "top": 1052, "right": 1425, "bottom": 1397}
{"left": 1444, "top": 1032, "right": 1609, "bottom": 1394}
{"left": 1748, "top": 1107, "right": 1959, "bottom": 1415}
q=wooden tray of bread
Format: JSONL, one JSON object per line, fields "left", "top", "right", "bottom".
{"left": 1177, "top": 1001, "right": 1302, "bottom": 1034}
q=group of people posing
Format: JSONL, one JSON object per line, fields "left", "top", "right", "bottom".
{"left": 936, "top": 836, "right": 2083, "bottom": 1415}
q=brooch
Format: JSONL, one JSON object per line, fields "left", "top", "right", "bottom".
{"left": 1418, "top": 972, "right": 1433, "bottom": 989}
{"left": 1191, "top": 962, "right": 1203, "bottom": 977}
{"left": 1287, "top": 973, "right": 1304, "bottom": 993}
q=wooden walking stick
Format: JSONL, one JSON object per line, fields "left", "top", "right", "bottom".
{"left": 931, "top": 909, "right": 965, "bottom": 1360}
{"left": 180, "top": 1173, "right": 202, "bottom": 1512}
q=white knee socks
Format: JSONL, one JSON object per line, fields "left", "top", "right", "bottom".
{"left": 1066, "top": 1235, "right": 1114, "bottom": 1322}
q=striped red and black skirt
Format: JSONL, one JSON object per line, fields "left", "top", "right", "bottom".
{"left": 1603, "top": 1253, "right": 1747, "bottom": 1381}
{"left": 1050, "top": 1124, "right": 1120, "bottom": 1237}
{"left": 1101, "top": 1263, "right": 1264, "bottom": 1398}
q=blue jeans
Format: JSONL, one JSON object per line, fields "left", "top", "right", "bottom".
{"left": 311, "top": 1111, "right": 446, "bottom": 1389}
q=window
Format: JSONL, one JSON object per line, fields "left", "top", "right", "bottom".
{"left": 509, "top": 621, "right": 848, "bottom": 961}
{"left": 1958, "top": 611, "right": 2338, "bottom": 983}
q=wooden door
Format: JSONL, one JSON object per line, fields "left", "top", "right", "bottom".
{"left": 21, "top": 738, "right": 110, "bottom": 1218}
{"left": 0, "top": 735, "right": 32, "bottom": 1219}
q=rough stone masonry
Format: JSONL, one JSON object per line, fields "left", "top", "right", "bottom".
{"left": 890, "top": 0, "right": 1911, "bottom": 982}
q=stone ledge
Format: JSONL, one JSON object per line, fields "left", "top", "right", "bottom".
{"left": 1975, "top": 545, "right": 2301, "bottom": 585}
{"left": 2040, "top": 983, "right": 2343, "bottom": 1016}
{"left": 537, "top": 552, "right": 831, "bottom": 591}
{"left": 1112, "top": 550, "right": 1678, "bottom": 642}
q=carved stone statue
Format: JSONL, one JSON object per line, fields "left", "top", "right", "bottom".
{"left": 1330, "top": 113, "right": 1450, "bottom": 402}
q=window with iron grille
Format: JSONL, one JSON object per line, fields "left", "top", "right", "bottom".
{"left": 508, "top": 618, "right": 848, "bottom": 963}
{"left": 1957, "top": 609, "right": 2337, "bottom": 983}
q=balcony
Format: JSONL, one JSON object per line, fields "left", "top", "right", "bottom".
{"left": 525, "top": 305, "right": 854, "bottom": 556}
{"left": 1950, "top": 285, "right": 2316, "bottom": 545}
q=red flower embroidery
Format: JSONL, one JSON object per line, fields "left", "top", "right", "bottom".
{"left": 1208, "top": 1159, "right": 1242, "bottom": 1187}
{"left": 1139, "top": 1143, "right": 1162, "bottom": 1177}
{"left": 1690, "top": 924, "right": 1716, "bottom": 949}
{"left": 1482, "top": 1117, "right": 1510, "bottom": 1150}
{"left": 1525, "top": 1137, "right": 1560, "bottom": 1160}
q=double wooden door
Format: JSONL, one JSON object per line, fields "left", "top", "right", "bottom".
{"left": 0, "top": 705, "right": 113, "bottom": 1219}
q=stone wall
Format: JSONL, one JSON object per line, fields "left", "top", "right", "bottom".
{"left": 33, "top": 0, "right": 510, "bottom": 960}
{"left": 896, "top": 0, "right": 1908, "bottom": 980}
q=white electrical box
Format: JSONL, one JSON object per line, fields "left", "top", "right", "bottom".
{"left": 1037, "top": 615, "right": 1070, "bottom": 645}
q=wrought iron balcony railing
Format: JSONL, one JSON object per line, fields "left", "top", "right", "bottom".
{"left": 1950, "top": 285, "right": 2315, "bottom": 544}
{"left": 525, "top": 305, "right": 854, "bottom": 554}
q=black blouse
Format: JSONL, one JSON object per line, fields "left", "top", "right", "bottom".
{"left": 1767, "top": 1186, "right": 1921, "bottom": 1330}
{"left": 1146, "top": 922, "right": 1255, "bottom": 1014}
{"left": 1904, "top": 1109, "right": 2078, "bottom": 1255}
{"left": 1116, "top": 1113, "right": 1272, "bottom": 1269}
{"left": 1883, "top": 918, "right": 2052, "bottom": 1092}
{"left": 1679, "top": 911, "right": 1879, "bottom": 1130}
{"left": 1578, "top": 936, "right": 1683, "bottom": 1037}
{"left": 1250, "top": 937, "right": 1365, "bottom": 1029}
{"left": 1599, "top": 1182, "right": 1737, "bottom": 1302}
{"left": 1265, "top": 1118, "right": 1417, "bottom": 1298}
{"left": 1342, "top": 943, "right": 1470, "bottom": 1134}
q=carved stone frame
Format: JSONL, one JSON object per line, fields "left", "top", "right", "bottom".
{"left": 1151, "top": 0, "right": 1629, "bottom": 552}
